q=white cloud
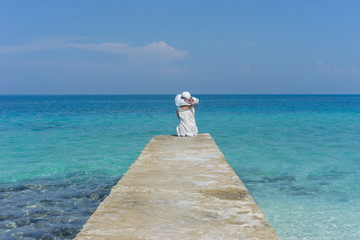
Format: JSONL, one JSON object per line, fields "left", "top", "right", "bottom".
{"left": 239, "top": 63, "right": 252, "bottom": 74}
{"left": 352, "top": 65, "right": 360, "bottom": 76}
{"left": 316, "top": 60, "right": 344, "bottom": 74}
{"left": 0, "top": 39, "right": 188, "bottom": 62}
{"left": 248, "top": 41, "right": 256, "bottom": 47}
{"left": 317, "top": 60, "right": 360, "bottom": 78}
{"left": 0, "top": 39, "right": 190, "bottom": 78}
{"left": 0, "top": 39, "right": 67, "bottom": 55}
{"left": 68, "top": 41, "right": 187, "bottom": 61}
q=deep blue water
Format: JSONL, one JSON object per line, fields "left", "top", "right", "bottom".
{"left": 1, "top": 95, "right": 360, "bottom": 239}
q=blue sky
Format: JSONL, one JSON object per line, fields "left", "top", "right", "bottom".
{"left": 0, "top": 0, "right": 359, "bottom": 94}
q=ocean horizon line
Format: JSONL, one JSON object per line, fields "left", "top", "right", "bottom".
{"left": 1, "top": 93, "right": 359, "bottom": 96}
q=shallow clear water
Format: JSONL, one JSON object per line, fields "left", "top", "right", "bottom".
{"left": 1, "top": 95, "right": 359, "bottom": 239}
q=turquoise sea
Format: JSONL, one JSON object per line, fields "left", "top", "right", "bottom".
{"left": 0, "top": 95, "right": 359, "bottom": 239}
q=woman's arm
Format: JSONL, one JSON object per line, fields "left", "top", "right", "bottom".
{"left": 176, "top": 108, "right": 180, "bottom": 119}
{"left": 193, "top": 105, "right": 196, "bottom": 116}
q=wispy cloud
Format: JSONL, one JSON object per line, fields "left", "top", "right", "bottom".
{"left": 0, "top": 39, "right": 67, "bottom": 55}
{"left": 316, "top": 60, "right": 344, "bottom": 74}
{"left": 226, "top": 63, "right": 254, "bottom": 77}
{"left": 68, "top": 41, "right": 187, "bottom": 61}
{"left": 352, "top": 65, "right": 360, "bottom": 76}
{"left": 317, "top": 60, "right": 360, "bottom": 77}
{"left": 247, "top": 41, "right": 256, "bottom": 47}
{"left": 239, "top": 63, "right": 252, "bottom": 74}
{"left": 0, "top": 39, "right": 188, "bottom": 62}
{"left": 0, "top": 39, "right": 190, "bottom": 78}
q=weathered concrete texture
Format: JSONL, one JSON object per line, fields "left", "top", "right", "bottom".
{"left": 75, "top": 133, "right": 279, "bottom": 240}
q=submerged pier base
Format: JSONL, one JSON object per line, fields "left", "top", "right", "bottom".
{"left": 75, "top": 133, "right": 279, "bottom": 239}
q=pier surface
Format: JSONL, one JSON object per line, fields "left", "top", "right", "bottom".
{"left": 75, "top": 133, "right": 279, "bottom": 239}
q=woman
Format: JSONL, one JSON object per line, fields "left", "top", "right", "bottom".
{"left": 175, "top": 91, "right": 199, "bottom": 137}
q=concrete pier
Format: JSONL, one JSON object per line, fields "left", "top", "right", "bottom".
{"left": 75, "top": 133, "right": 279, "bottom": 239}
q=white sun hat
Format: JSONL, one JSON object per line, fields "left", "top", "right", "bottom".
{"left": 175, "top": 91, "right": 199, "bottom": 106}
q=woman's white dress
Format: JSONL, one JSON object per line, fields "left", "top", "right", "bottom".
{"left": 176, "top": 106, "right": 198, "bottom": 137}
